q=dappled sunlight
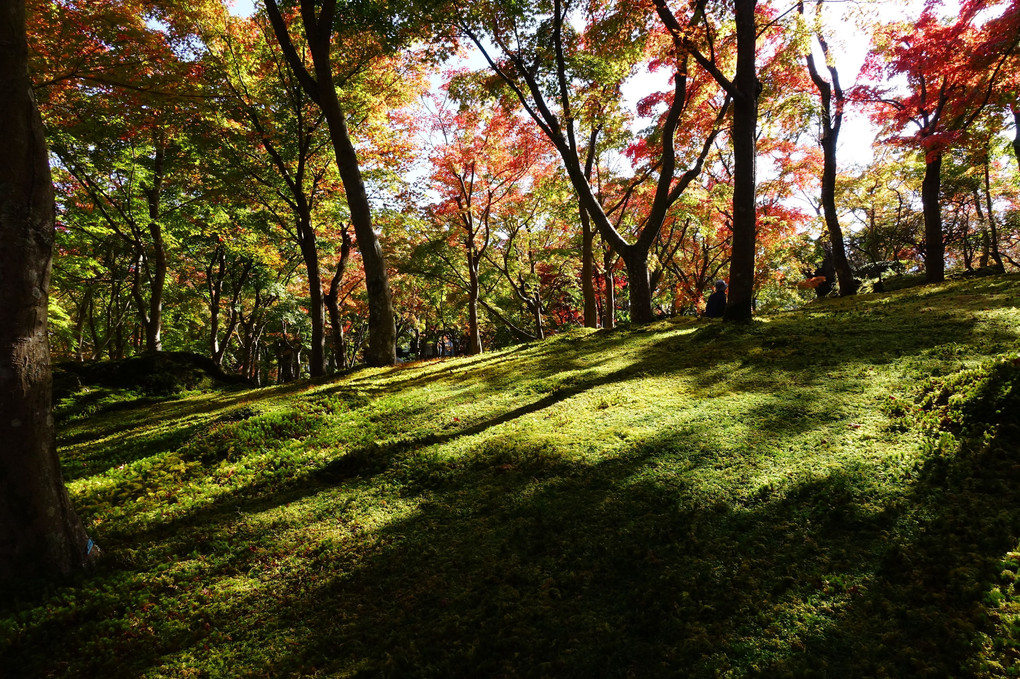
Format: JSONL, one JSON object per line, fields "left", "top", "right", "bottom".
{"left": 7, "top": 277, "right": 1020, "bottom": 677}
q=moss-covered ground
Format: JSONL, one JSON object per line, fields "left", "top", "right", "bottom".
{"left": 4, "top": 275, "right": 1020, "bottom": 678}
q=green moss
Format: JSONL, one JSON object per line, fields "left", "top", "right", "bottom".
{"left": 3, "top": 274, "right": 1020, "bottom": 677}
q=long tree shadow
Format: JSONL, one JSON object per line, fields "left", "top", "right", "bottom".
{"left": 23, "top": 278, "right": 1018, "bottom": 677}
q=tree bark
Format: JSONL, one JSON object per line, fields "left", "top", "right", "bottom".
{"left": 723, "top": 0, "right": 758, "bottom": 323}
{"left": 324, "top": 226, "right": 352, "bottom": 371}
{"left": 0, "top": 0, "right": 98, "bottom": 583}
{"left": 580, "top": 204, "right": 598, "bottom": 328}
{"left": 467, "top": 254, "right": 483, "bottom": 354}
{"left": 295, "top": 210, "right": 326, "bottom": 377}
{"left": 263, "top": 0, "right": 396, "bottom": 367}
{"left": 800, "top": 3, "right": 856, "bottom": 296}
{"left": 983, "top": 152, "right": 1005, "bottom": 271}
{"left": 603, "top": 247, "right": 617, "bottom": 329}
{"left": 142, "top": 145, "right": 166, "bottom": 352}
{"left": 921, "top": 152, "right": 945, "bottom": 283}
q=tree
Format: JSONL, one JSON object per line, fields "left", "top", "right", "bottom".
{"left": 861, "top": 0, "right": 1020, "bottom": 282}
{"left": 653, "top": 0, "right": 760, "bottom": 322}
{"left": 262, "top": 0, "right": 399, "bottom": 367}
{"left": 0, "top": 0, "right": 98, "bottom": 583}
{"left": 462, "top": 0, "right": 729, "bottom": 324}
{"left": 427, "top": 90, "right": 552, "bottom": 353}
{"left": 208, "top": 13, "right": 336, "bottom": 375}
{"left": 797, "top": 0, "right": 856, "bottom": 295}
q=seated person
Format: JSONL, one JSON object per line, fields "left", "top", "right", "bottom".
{"left": 704, "top": 279, "right": 727, "bottom": 318}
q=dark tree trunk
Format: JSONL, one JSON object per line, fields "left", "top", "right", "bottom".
{"left": 983, "top": 154, "right": 1005, "bottom": 271}
{"left": 1012, "top": 105, "right": 1020, "bottom": 173}
{"left": 800, "top": 0, "right": 856, "bottom": 296}
{"left": 323, "top": 227, "right": 352, "bottom": 371}
{"left": 207, "top": 245, "right": 225, "bottom": 361}
{"left": 296, "top": 211, "right": 326, "bottom": 377}
{"left": 0, "top": 0, "right": 98, "bottom": 583}
{"left": 723, "top": 0, "right": 758, "bottom": 323}
{"left": 622, "top": 249, "right": 652, "bottom": 324}
{"left": 467, "top": 252, "right": 482, "bottom": 355}
{"left": 263, "top": 0, "right": 396, "bottom": 367}
{"left": 921, "top": 152, "right": 945, "bottom": 283}
{"left": 142, "top": 146, "right": 166, "bottom": 352}
{"left": 603, "top": 248, "right": 617, "bottom": 330}
{"left": 580, "top": 205, "right": 598, "bottom": 328}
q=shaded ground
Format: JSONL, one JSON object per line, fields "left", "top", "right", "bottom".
{"left": 3, "top": 275, "right": 1020, "bottom": 678}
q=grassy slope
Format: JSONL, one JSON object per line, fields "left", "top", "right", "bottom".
{"left": 4, "top": 275, "right": 1020, "bottom": 678}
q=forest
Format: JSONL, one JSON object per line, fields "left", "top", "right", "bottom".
{"left": 4, "top": 0, "right": 1020, "bottom": 674}
{"left": 24, "top": 0, "right": 1020, "bottom": 379}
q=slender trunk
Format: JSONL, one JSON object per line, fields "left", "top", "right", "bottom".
{"left": 921, "top": 152, "right": 945, "bottom": 283}
{"left": 263, "top": 1, "right": 395, "bottom": 366}
{"left": 207, "top": 248, "right": 224, "bottom": 361}
{"left": 143, "top": 146, "right": 166, "bottom": 352}
{"left": 603, "top": 248, "right": 616, "bottom": 330}
{"left": 531, "top": 293, "right": 545, "bottom": 340}
{"left": 819, "top": 130, "right": 855, "bottom": 295}
{"left": 580, "top": 204, "right": 598, "bottom": 328}
{"left": 467, "top": 250, "right": 483, "bottom": 354}
{"left": 0, "top": 0, "right": 98, "bottom": 582}
{"left": 983, "top": 155, "right": 1005, "bottom": 271}
{"left": 325, "top": 298, "right": 346, "bottom": 370}
{"left": 316, "top": 99, "right": 395, "bottom": 367}
{"left": 323, "top": 227, "right": 351, "bottom": 371}
{"left": 1012, "top": 105, "right": 1020, "bottom": 173}
{"left": 296, "top": 213, "right": 325, "bottom": 377}
{"left": 723, "top": 0, "right": 759, "bottom": 323}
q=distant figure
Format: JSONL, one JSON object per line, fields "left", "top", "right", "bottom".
{"left": 704, "top": 280, "right": 727, "bottom": 318}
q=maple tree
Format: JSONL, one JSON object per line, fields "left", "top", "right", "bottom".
{"left": 261, "top": 0, "right": 433, "bottom": 367}
{"left": 206, "top": 11, "right": 339, "bottom": 375}
{"left": 652, "top": 0, "right": 762, "bottom": 322}
{"left": 1, "top": 0, "right": 97, "bottom": 582}
{"left": 795, "top": 0, "right": 857, "bottom": 295}
{"left": 425, "top": 88, "right": 553, "bottom": 352}
{"left": 860, "top": 0, "right": 1020, "bottom": 282}
{"left": 461, "top": 0, "right": 730, "bottom": 324}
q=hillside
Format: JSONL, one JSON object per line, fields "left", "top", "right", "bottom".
{"left": 4, "top": 275, "right": 1020, "bottom": 678}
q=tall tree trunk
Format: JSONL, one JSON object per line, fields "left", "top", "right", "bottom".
{"left": 817, "top": 111, "right": 855, "bottom": 296}
{"left": 143, "top": 147, "right": 166, "bottom": 352}
{"left": 467, "top": 252, "right": 483, "bottom": 355}
{"left": 1012, "top": 105, "right": 1020, "bottom": 173}
{"left": 296, "top": 213, "right": 325, "bottom": 378}
{"left": 580, "top": 205, "right": 598, "bottom": 328}
{"left": 315, "top": 95, "right": 395, "bottom": 367}
{"left": 801, "top": 0, "right": 856, "bottom": 296}
{"left": 207, "top": 246, "right": 224, "bottom": 361}
{"left": 263, "top": 0, "right": 396, "bottom": 366}
{"left": 603, "top": 248, "right": 616, "bottom": 330}
{"left": 724, "top": 0, "right": 759, "bottom": 323}
{"left": 921, "top": 152, "right": 945, "bottom": 283}
{"left": 531, "top": 292, "right": 545, "bottom": 340}
{"left": 324, "top": 226, "right": 352, "bottom": 372}
{"left": 622, "top": 249, "right": 652, "bottom": 324}
{"left": 983, "top": 153, "right": 1005, "bottom": 271}
{"left": 0, "top": 0, "right": 98, "bottom": 583}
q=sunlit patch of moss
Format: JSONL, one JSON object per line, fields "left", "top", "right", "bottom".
{"left": 5, "top": 274, "right": 1020, "bottom": 677}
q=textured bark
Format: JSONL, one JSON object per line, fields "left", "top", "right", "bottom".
{"left": 264, "top": 0, "right": 396, "bottom": 366}
{"left": 466, "top": 253, "right": 483, "bottom": 355}
{"left": 800, "top": 4, "right": 856, "bottom": 296}
{"left": 921, "top": 153, "right": 945, "bottom": 283}
{"left": 579, "top": 205, "right": 598, "bottom": 328}
{"left": 296, "top": 209, "right": 326, "bottom": 377}
{"left": 722, "top": 0, "right": 758, "bottom": 323}
{"left": 0, "top": 0, "right": 98, "bottom": 583}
